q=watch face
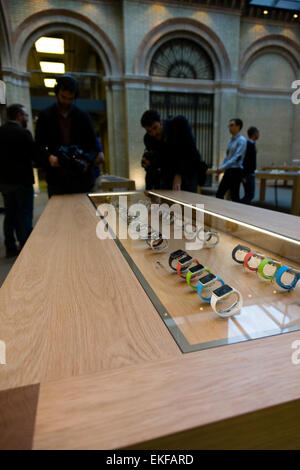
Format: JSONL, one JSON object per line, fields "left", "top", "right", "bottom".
{"left": 199, "top": 273, "right": 216, "bottom": 285}
{"left": 189, "top": 264, "right": 204, "bottom": 274}
{"left": 179, "top": 255, "right": 193, "bottom": 265}
{"left": 213, "top": 284, "right": 233, "bottom": 297}
{"left": 170, "top": 249, "right": 186, "bottom": 259}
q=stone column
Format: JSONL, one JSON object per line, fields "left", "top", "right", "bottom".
{"left": 104, "top": 77, "right": 127, "bottom": 178}
{"left": 124, "top": 76, "right": 150, "bottom": 189}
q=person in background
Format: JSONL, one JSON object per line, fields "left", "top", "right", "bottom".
{"left": 141, "top": 110, "right": 201, "bottom": 192}
{"left": 216, "top": 118, "right": 247, "bottom": 202}
{"left": 240, "top": 126, "right": 259, "bottom": 205}
{"left": 0, "top": 104, "right": 37, "bottom": 257}
{"left": 35, "top": 75, "right": 99, "bottom": 197}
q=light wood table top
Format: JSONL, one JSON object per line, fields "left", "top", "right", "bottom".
{"left": 1, "top": 191, "right": 300, "bottom": 450}
{"left": 255, "top": 171, "right": 300, "bottom": 216}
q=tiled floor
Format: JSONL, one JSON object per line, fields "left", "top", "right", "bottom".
{"left": 0, "top": 182, "right": 294, "bottom": 288}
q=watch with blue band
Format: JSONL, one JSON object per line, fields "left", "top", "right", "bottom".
{"left": 275, "top": 265, "right": 300, "bottom": 290}
{"left": 197, "top": 273, "right": 225, "bottom": 302}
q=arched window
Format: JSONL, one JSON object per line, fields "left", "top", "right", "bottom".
{"left": 150, "top": 38, "right": 214, "bottom": 80}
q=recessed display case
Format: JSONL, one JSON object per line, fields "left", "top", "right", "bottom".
{"left": 89, "top": 190, "right": 300, "bottom": 353}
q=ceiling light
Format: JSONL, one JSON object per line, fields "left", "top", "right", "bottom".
{"left": 44, "top": 78, "right": 57, "bottom": 88}
{"left": 263, "top": 10, "right": 268, "bottom": 15}
{"left": 40, "top": 61, "right": 65, "bottom": 74}
{"left": 35, "top": 37, "right": 64, "bottom": 54}
{"left": 293, "top": 14, "right": 299, "bottom": 19}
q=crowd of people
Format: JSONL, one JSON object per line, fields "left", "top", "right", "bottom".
{"left": 0, "top": 74, "right": 258, "bottom": 258}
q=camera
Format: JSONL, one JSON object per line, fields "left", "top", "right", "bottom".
{"left": 56, "top": 145, "right": 92, "bottom": 173}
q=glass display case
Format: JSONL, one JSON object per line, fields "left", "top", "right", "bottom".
{"left": 89, "top": 190, "right": 300, "bottom": 353}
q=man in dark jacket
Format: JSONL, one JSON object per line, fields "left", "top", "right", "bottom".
{"left": 240, "top": 126, "right": 259, "bottom": 204}
{"left": 141, "top": 110, "right": 201, "bottom": 192}
{"left": 0, "top": 104, "right": 36, "bottom": 257}
{"left": 35, "top": 75, "right": 99, "bottom": 197}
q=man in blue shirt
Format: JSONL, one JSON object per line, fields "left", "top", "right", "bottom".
{"left": 216, "top": 118, "right": 247, "bottom": 202}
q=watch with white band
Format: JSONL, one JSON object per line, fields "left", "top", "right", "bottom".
{"left": 196, "top": 227, "right": 220, "bottom": 248}
{"left": 210, "top": 284, "right": 243, "bottom": 318}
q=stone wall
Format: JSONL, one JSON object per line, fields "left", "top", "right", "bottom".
{"left": 0, "top": 0, "right": 299, "bottom": 187}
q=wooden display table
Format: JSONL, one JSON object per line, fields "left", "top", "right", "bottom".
{"left": 255, "top": 170, "right": 300, "bottom": 216}
{"left": 0, "top": 191, "right": 300, "bottom": 450}
{"left": 98, "top": 174, "right": 136, "bottom": 192}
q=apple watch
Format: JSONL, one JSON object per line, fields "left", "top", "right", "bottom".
{"left": 197, "top": 272, "right": 225, "bottom": 302}
{"left": 176, "top": 256, "right": 199, "bottom": 279}
{"left": 196, "top": 227, "right": 220, "bottom": 248}
{"left": 168, "top": 249, "right": 188, "bottom": 271}
{"left": 186, "top": 264, "right": 211, "bottom": 290}
{"left": 210, "top": 284, "right": 243, "bottom": 318}
{"left": 150, "top": 234, "right": 169, "bottom": 252}
{"left": 243, "top": 251, "right": 265, "bottom": 272}
{"left": 258, "top": 258, "right": 281, "bottom": 280}
{"left": 275, "top": 265, "right": 300, "bottom": 290}
{"left": 232, "top": 244, "right": 251, "bottom": 264}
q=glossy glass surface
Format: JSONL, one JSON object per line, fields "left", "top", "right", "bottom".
{"left": 89, "top": 192, "right": 300, "bottom": 353}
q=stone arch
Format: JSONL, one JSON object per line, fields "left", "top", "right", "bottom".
{"left": 240, "top": 34, "right": 300, "bottom": 80}
{"left": 133, "top": 17, "right": 231, "bottom": 80}
{"left": 12, "top": 9, "right": 122, "bottom": 77}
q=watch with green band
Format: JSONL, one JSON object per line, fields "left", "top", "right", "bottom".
{"left": 258, "top": 258, "right": 281, "bottom": 280}
{"left": 186, "top": 264, "right": 211, "bottom": 291}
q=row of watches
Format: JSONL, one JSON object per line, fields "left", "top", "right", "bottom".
{"left": 169, "top": 249, "right": 242, "bottom": 318}
{"left": 232, "top": 245, "right": 300, "bottom": 291}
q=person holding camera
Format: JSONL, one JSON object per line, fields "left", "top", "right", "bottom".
{"left": 35, "top": 75, "right": 99, "bottom": 197}
{"left": 0, "top": 104, "right": 37, "bottom": 257}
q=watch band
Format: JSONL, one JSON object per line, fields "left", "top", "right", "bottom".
{"left": 150, "top": 235, "right": 169, "bottom": 252}
{"left": 176, "top": 258, "right": 199, "bottom": 279}
{"left": 243, "top": 251, "right": 265, "bottom": 272}
{"left": 258, "top": 258, "right": 281, "bottom": 280}
{"left": 168, "top": 250, "right": 188, "bottom": 272}
{"left": 197, "top": 275, "right": 225, "bottom": 302}
{"left": 186, "top": 266, "right": 211, "bottom": 290}
{"left": 275, "top": 265, "right": 300, "bottom": 290}
{"left": 232, "top": 244, "right": 251, "bottom": 264}
{"left": 196, "top": 228, "right": 220, "bottom": 248}
{"left": 210, "top": 286, "right": 243, "bottom": 318}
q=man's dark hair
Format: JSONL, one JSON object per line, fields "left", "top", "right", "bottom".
{"left": 54, "top": 75, "right": 79, "bottom": 97}
{"left": 230, "top": 118, "right": 243, "bottom": 130}
{"left": 247, "top": 126, "right": 258, "bottom": 138}
{"left": 7, "top": 103, "right": 25, "bottom": 121}
{"left": 141, "top": 110, "right": 161, "bottom": 128}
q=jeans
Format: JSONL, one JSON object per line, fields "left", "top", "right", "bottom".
{"left": 241, "top": 173, "right": 255, "bottom": 204}
{"left": 0, "top": 184, "right": 34, "bottom": 250}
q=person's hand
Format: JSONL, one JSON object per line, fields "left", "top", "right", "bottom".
{"left": 216, "top": 167, "right": 224, "bottom": 175}
{"left": 172, "top": 174, "right": 182, "bottom": 191}
{"left": 48, "top": 154, "right": 60, "bottom": 167}
{"left": 141, "top": 156, "right": 151, "bottom": 169}
{"left": 94, "top": 152, "right": 105, "bottom": 165}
